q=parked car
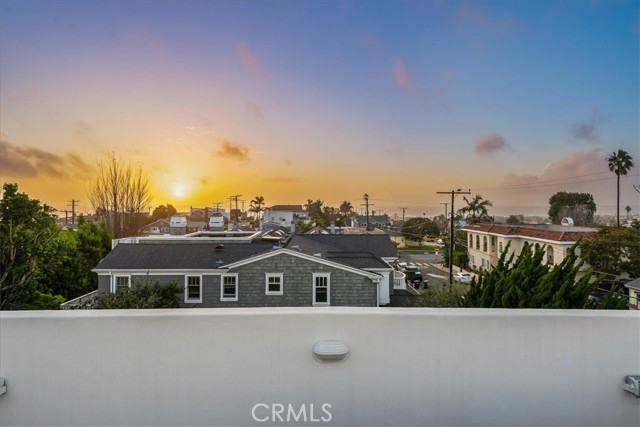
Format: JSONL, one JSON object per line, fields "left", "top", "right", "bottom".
{"left": 453, "top": 272, "right": 473, "bottom": 284}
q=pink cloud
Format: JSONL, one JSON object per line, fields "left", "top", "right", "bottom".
{"left": 456, "top": 4, "right": 523, "bottom": 32}
{"left": 394, "top": 61, "right": 423, "bottom": 99}
{"left": 474, "top": 134, "right": 511, "bottom": 155}
{"left": 236, "top": 41, "right": 267, "bottom": 82}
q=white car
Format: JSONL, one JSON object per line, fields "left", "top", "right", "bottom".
{"left": 453, "top": 272, "right": 473, "bottom": 284}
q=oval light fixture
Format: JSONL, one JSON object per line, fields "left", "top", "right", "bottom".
{"left": 313, "top": 340, "right": 349, "bottom": 362}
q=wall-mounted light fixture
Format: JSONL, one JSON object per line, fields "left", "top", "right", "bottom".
{"left": 0, "top": 378, "right": 6, "bottom": 397}
{"left": 313, "top": 340, "right": 349, "bottom": 362}
{"left": 623, "top": 375, "right": 640, "bottom": 398}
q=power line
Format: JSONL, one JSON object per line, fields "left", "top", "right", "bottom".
{"left": 475, "top": 173, "right": 639, "bottom": 192}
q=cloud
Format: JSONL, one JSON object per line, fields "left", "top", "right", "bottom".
{"left": 504, "top": 172, "right": 539, "bottom": 185}
{"left": 383, "top": 146, "right": 404, "bottom": 156}
{"left": 455, "top": 4, "right": 523, "bottom": 32}
{"left": 74, "top": 120, "right": 95, "bottom": 144}
{"left": 212, "top": 140, "right": 250, "bottom": 161}
{"left": 262, "top": 176, "right": 302, "bottom": 184}
{"left": 245, "top": 100, "right": 263, "bottom": 119}
{"left": 236, "top": 41, "right": 267, "bottom": 82}
{"left": 395, "top": 61, "right": 423, "bottom": 99}
{"left": 128, "top": 29, "right": 167, "bottom": 54}
{"left": 571, "top": 108, "right": 607, "bottom": 143}
{"left": 0, "top": 138, "right": 92, "bottom": 179}
{"left": 474, "top": 134, "right": 511, "bottom": 155}
{"left": 541, "top": 147, "right": 608, "bottom": 179}
{"left": 200, "top": 177, "right": 208, "bottom": 186}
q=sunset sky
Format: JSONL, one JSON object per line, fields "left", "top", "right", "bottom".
{"left": 1, "top": 0, "right": 638, "bottom": 218}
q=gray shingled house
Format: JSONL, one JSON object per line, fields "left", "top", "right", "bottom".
{"left": 93, "top": 232, "right": 399, "bottom": 307}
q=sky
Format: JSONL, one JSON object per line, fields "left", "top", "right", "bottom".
{"left": 1, "top": 0, "right": 639, "bottom": 219}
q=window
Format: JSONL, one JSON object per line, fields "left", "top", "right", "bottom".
{"left": 221, "top": 274, "right": 238, "bottom": 301}
{"left": 475, "top": 235, "right": 480, "bottom": 250}
{"left": 265, "top": 273, "right": 283, "bottom": 295}
{"left": 491, "top": 236, "right": 496, "bottom": 252}
{"left": 185, "top": 275, "right": 202, "bottom": 303}
{"left": 499, "top": 241, "right": 503, "bottom": 253}
{"left": 313, "top": 273, "right": 330, "bottom": 306}
{"left": 113, "top": 275, "right": 130, "bottom": 292}
{"left": 482, "top": 236, "right": 488, "bottom": 252}
{"left": 546, "top": 246, "right": 555, "bottom": 265}
{"left": 469, "top": 234, "right": 473, "bottom": 248}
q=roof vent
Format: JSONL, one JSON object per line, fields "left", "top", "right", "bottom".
{"left": 215, "top": 244, "right": 224, "bottom": 250}
{"left": 561, "top": 217, "right": 574, "bottom": 226}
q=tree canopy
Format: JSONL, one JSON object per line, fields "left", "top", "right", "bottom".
{"left": 401, "top": 217, "right": 440, "bottom": 241}
{"left": 458, "top": 194, "right": 493, "bottom": 223}
{"left": 151, "top": 204, "right": 177, "bottom": 221}
{"left": 547, "top": 192, "right": 596, "bottom": 225}
{"left": 578, "top": 226, "right": 640, "bottom": 278}
{"left": 1, "top": 184, "right": 112, "bottom": 310}
{"left": 93, "top": 279, "right": 181, "bottom": 309}
{"left": 88, "top": 155, "right": 152, "bottom": 238}
{"left": 1, "top": 183, "right": 63, "bottom": 309}
{"left": 464, "top": 242, "right": 600, "bottom": 309}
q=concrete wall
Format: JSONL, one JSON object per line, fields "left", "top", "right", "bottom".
{"left": 1, "top": 308, "right": 639, "bottom": 427}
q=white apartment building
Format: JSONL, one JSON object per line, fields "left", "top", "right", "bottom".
{"left": 463, "top": 223, "right": 598, "bottom": 271}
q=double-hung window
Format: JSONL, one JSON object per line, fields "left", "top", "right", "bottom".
{"left": 185, "top": 275, "right": 202, "bottom": 303}
{"left": 113, "top": 275, "right": 130, "bottom": 293}
{"left": 313, "top": 273, "right": 330, "bottom": 306}
{"left": 265, "top": 273, "right": 284, "bottom": 295}
{"left": 221, "top": 274, "right": 238, "bottom": 301}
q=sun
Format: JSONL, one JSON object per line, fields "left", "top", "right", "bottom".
{"left": 172, "top": 184, "right": 186, "bottom": 198}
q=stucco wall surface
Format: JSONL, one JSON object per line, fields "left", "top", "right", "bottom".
{"left": 0, "top": 308, "right": 639, "bottom": 427}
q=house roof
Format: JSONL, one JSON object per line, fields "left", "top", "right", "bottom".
{"left": 221, "top": 249, "right": 382, "bottom": 279}
{"left": 354, "top": 215, "right": 390, "bottom": 223}
{"left": 266, "top": 205, "right": 305, "bottom": 212}
{"left": 93, "top": 242, "right": 276, "bottom": 271}
{"left": 463, "top": 223, "right": 598, "bottom": 242}
{"left": 624, "top": 278, "right": 640, "bottom": 291}
{"left": 286, "top": 234, "right": 397, "bottom": 269}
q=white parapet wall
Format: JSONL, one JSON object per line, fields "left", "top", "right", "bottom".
{"left": 1, "top": 308, "right": 639, "bottom": 427}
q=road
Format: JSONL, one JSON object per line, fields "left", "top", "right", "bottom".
{"left": 398, "top": 252, "right": 467, "bottom": 291}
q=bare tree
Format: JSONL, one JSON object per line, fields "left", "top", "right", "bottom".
{"left": 88, "top": 155, "right": 152, "bottom": 238}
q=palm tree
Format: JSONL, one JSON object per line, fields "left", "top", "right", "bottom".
{"left": 607, "top": 149, "right": 634, "bottom": 227}
{"left": 249, "top": 196, "right": 265, "bottom": 220}
{"left": 338, "top": 200, "right": 354, "bottom": 226}
{"left": 458, "top": 194, "right": 493, "bottom": 223}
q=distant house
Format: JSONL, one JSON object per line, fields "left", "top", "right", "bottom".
{"left": 385, "top": 229, "right": 406, "bottom": 248}
{"left": 141, "top": 219, "right": 170, "bottom": 235}
{"left": 92, "top": 231, "right": 400, "bottom": 307}
{"left": 463, "top": 223, "right": 597, "bottom": 271}
{"left": 261, "top": 205, "right": 308, "bottom": 229}
{"left": 350, "top": 215, "right": 391, "bottom": 229}
{"left": 625, "top": 279, "right": 640, "bottom": 310}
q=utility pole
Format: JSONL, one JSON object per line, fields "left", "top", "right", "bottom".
{"left": 213, "top": 202, "right": 223, "bottom": 214}
{"left": 400, "top": 207, "right": 407, "bottom": 223}
{"left": 361, "top": 194, "right": 373, "bottom": 231}
{"left": 68, "top": 199, "right": 79, "bottom": 225}
{"left": 436, "top": 189, "right": 470, "bottom": 284}
{"left": 440, "top": 203, "right": 449, "bottom": 220}
{"left": 228, "top": 194, "right": 242, "bottom": 224}
{"left": 63, "top": 210, "right": 70, "bottom": 225}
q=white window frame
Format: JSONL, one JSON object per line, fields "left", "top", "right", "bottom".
{"left": 265, "top": 273, "right": 284, "bottom": 296}
{"left": 185, "top": 275, "right": 202, "bottom": 303}
{"left": 112, "top": 275, "right": 131, "bottom": 293}
{"left": 312, "top": 273, "right": 330, "bottom": 306}
{"left": 220, "top": 274, "right": 238, "bottom": 302}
